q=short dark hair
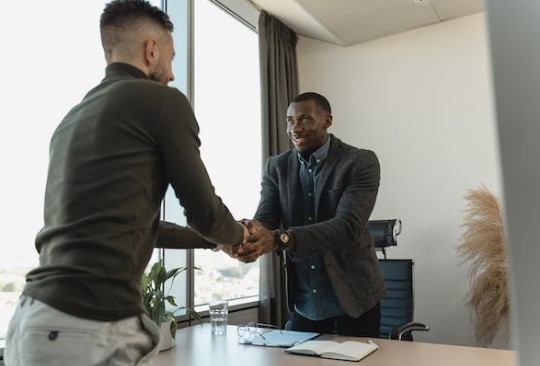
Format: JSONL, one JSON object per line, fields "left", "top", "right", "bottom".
{"left": 100, "top": 0, "right": 173, "bottom": 49}
{"left": 292, "top": 92, "right": 332, "bottom": 114}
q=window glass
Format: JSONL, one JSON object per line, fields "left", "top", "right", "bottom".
{"left": 192, "top": 0, "right": 262, "bottom": 305}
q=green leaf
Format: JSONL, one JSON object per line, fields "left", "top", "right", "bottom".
{"left": 141, "top": 260, "right": 201, "bottom": 326}
{"left": 170, "top": 320, "right": 177, "bottom": 338}
{"left": 157, "top": 266, "right": 167, "bottom": 287}
{"left": 165, "top": 295, "right": 177, "bottom": 306}
{"left": 165, "top": 267, "right": 185, "bottom": 281}
{"left": 186, "top": 308, "right": 202, "bottom": 322}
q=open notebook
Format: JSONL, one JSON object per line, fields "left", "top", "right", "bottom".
{"left": 285, "top": 339, "right": 379, "bottom": 362}
{"left": 238, "top": 329, "right": 320, "bottom": 348}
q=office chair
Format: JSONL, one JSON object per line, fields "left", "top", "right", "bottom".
{"left": 368, "top": 219, "right": 429, "bottom": 341}
{"left": 368, "top": 219, "right": 401, "bottom": 260}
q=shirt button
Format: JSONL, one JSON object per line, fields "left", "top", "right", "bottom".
{"left": 308, "top": 192, "right": 312, "bottom": 197}
{"left": 308, "top": 217, "right": 312, "bottom": 221}
{"left": 310, "top": 265, "right": 316, "bottom": 270}
{"left": 308, "top": 169, "right": 312, "bottom": 173}
{"left": 312, "top": 289, "right": 317, "bottom": 293}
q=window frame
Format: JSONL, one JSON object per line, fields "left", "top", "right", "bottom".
{"left": 162, "top": 0, "right": 262, "bottom": 323}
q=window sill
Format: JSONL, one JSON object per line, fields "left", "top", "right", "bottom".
{"left": 175, "top": 295, "right": 259, "bottom": 325}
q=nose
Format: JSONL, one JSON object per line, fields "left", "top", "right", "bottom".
{"left": 170, "top": 73, "right": 175, "bottom": 82}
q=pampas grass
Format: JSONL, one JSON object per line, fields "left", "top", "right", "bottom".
{"left": 456, "top": 184, "right": 510, "bottom": 347}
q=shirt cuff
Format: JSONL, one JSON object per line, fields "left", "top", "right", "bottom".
{"left": 212, "top": 244, "right": 225, "bottom": 252}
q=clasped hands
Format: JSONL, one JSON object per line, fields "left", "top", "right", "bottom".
{"left": 222, "top": 219, "right": 278, "bottom": 263}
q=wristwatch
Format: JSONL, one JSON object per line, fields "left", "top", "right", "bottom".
{"left": 275, "top": 229, "right": 291, "bottom": 251}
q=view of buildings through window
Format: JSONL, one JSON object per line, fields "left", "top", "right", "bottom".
{"left": 0, "top": 0, "right": 261, "bottom": 340}
{"left": 192, "top": 0, "right": 261, "bottom": 306}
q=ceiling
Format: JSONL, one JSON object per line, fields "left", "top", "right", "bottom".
{"left": 248, "top": 0, "right": 485, "bottom": 47}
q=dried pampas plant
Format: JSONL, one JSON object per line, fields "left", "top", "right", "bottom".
{"left": 456, "top": 184, "right": 510, "bottom": 347}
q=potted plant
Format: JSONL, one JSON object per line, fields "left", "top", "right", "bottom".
{"left": 140, "top": 260, "right": 200, "bottom": 351}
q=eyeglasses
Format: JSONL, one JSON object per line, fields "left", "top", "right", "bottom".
{"left": 237, "top": 322, "right": 283, "bottom": 344}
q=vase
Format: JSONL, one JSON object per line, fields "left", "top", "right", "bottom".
{"left": 158, "top": 320, "right": 174, "bottom": 352}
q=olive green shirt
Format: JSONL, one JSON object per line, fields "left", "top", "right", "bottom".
{"left": 24, "top": 63, "right": 242, "bottom": 321}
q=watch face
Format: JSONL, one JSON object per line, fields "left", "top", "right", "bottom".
{"left": 280, "top": 232, "right": 290, "bottom": 243}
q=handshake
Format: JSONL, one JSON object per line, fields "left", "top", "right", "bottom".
{"left": 219, "top": 219, "right": 279, "bottom": 263}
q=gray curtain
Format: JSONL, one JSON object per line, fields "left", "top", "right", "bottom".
{"left": 257, "top": 10, "right": 299, "bottom": 327}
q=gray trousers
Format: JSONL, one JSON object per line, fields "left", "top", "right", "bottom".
{"left": 5, "top": 296, "right": 160, "bottom": 366}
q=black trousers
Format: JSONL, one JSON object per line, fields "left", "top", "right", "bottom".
{"left": 285, "top": 302, "right": 381, "bottom": 337}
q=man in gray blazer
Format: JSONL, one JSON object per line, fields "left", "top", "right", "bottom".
{"left": 236, "top": 92, "right": 385, "bottom": 336}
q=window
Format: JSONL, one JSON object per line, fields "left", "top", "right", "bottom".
{"left": 159, "top": 0, "right": 262, "bottom": 319}
{"left": 157, "top": 0, "right": 262, "bottom": 317}
{"left": 183, "top": 0, "right": 262, "bottom": 307}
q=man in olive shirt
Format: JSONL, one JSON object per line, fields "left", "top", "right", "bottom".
{"left": 5, "top": 1, "right": 246, "bottom": 365}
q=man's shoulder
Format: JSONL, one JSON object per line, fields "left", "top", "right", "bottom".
{"left": 110, "top": 78, "right": 182, "bottom": 97}
{"left": 331, "top": 135, "right": 377, "bottom": 158}
{"left": 95, "top": 79, "right": 191, "bottom": 114}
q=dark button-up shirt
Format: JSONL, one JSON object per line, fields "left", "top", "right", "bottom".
{"left": 294, "top": 136, "right": 344, "bottom": 320}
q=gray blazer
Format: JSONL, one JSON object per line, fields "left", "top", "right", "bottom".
{"left": 254, "top": 135, "right": 385, "bottom": 318}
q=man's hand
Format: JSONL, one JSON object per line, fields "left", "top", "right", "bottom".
{"left": 232, "top": 219, "right": 277, "bottom": 263}
{"left": 217, "top": 220, "right": 250, "bottom": 258}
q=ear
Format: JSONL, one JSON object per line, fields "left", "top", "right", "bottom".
{"left": 324, "top": 114, "right": 333, "bottom": 129}
{"left": 143, "top": 39, "right": 158, "bottom": 67}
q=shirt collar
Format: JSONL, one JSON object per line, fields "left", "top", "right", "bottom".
{"left": 297, "top": 135, "right": 332, "bottom": 165}
{"left": 105, "top": 62, "right": 150, "bottom": 80}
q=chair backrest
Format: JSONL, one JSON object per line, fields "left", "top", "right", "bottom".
{"left": 378, "top": 259, "right": 415, "bottom": 341}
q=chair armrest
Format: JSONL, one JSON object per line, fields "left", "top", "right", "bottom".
{"left": 390, "top": 321, "right": 430, "bottom": 341}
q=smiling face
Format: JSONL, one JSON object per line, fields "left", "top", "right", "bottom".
{"left": 286, "top": 99, "right": 332, "bottom": 157}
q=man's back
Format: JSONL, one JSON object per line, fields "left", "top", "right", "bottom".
{"left": 25, "top": 63, "right": 196, "bottom": 321}
{"left": 5, "top": 2, "right": 247, "bottom": 365}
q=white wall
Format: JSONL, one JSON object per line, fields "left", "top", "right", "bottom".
{"left": 297, "top": 13, "right": 502, "bottom": 347}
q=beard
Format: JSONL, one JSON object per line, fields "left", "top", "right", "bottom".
{"left": 149, "top": 59, "right": 170, "bottom": 85}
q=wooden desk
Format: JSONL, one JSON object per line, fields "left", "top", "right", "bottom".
{"left": 154, "top": 324, "right": 516, "bottom": 366}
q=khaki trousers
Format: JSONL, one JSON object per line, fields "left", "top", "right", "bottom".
{"left": 5, "top": 295, "right": 161, "bottom": 366}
